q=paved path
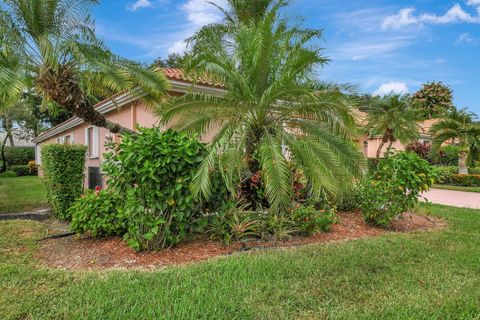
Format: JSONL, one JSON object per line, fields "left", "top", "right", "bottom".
{"left": 422, "top": 189, "right": 480, "bottom": 209}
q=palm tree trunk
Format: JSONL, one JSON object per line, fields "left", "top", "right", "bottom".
{"left": 458, "top": 151, "right": 468, "bottom": 174}
{"left": 37, "top": 67, "right": 135, "bottom": 134}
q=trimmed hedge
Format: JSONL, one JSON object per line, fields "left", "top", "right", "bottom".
{"left": 4, "top": 146, "right": 35, "bottom": 166}
{"left": 451, "top": 174, "right": 480, "bottom": 187}
{"left": 434, "top": 166, "right": 480, "bottom": 185}
{"left": 41, "top": 144, "right": 87, "bottom": 219}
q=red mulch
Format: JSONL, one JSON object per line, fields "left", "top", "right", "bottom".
{"left": 35, "top": 212, "right": 446, "bottom": 271}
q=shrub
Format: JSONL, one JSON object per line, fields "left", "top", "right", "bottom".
{"left": 360, "top": 152, "right": 436, "bottom": 227}
{"left": 433, "top": 166, "right": 457, "bottom": 184}
{"left": 103, "top": 128, "right": 206, "bottom": 251}
{"left": 336, "top": 183, "right": 362, "bottom": 212}
{"left": 290, "top": 205, "right": 337, "bottom": 236}
{"left": 28, "top": 160, "right": 37, "bottom": 175}
{"left": 450, "top": 174, "right": 480, "bottom": 187}
{"left": 70, "top": 190, "right": 127, "bottom": 237}
{"left": 0, "top": 170, "right": 16, "bottom": 178}
{"left": 4, "top": 146, "right": 35, "bottom": 166}
{"left": 259, "top": 212, "right": 296, "bottom": 241}
{"left": 9, "top": 165, "right": 31, "bottom": 176}
{"left": 41, "top": 144, "right": 87, "bottom": 219}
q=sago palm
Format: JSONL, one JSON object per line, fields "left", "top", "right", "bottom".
{"left": 158, "top": 1, "right": 364, "bottom": 213}
{"left": 430, "top": 109, "right": 480, "bottom": 174}
{"left": 366, "top": 95, "right": 420, "bottom": 159}
{"left": 0, "top": 0, "right": 168, "bottom": 133}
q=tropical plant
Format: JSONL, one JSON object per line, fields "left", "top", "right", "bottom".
{"left": 188, "top": 0, "right": 276, "bottom": 53}
{"left": 102, "top": 128, "right": 206, "bottom": 251}
{"left": 366, "top": 95, "right": 420, "bottom": 160}
{"left": 412, "top": 81, "right": 454, "bottom": 119}
{"left": 430, "top": 108, "right": 480, "bottom": 174}
{"left": 70, "top": 190, "right": 127, "bottom": 237}
{"left": 158, "top": 1, "right": 364, "bottom": 213}
{"left": 0, "top": 0, "right": 168, "bottom": 134}
{"left": 360, "top": 152, "right": 436, "bottom": 227}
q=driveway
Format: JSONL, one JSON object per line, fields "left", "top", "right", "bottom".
{"left": 422, "top": 189, "right": 480, "bottom": 209}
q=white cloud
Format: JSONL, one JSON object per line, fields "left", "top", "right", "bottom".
{"left": 168, "top": 40, "right": 188, "bottom": 54}
{"left": 382, "top": 8, "right": 419, "bottom": 30}
{"left": 382, "top": 3, "right": 480, "bottom": 30}
{"left": 373, "top": 82, "right": 409, "bottom": 96}
{"left": 332, "top": 36, "right": 414, "bottom": 61}
{"left": 127, "top": 0, "right": 152, "bottom": 11}
{"left": 181, "top": 0, "right": 227, "bottom": 28}
{"left": 456, "top": 32, "right": 478, "bottom": 45}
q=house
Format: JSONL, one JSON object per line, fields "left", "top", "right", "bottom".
{"left": 33, "top": 68, "right": 438, "bottom": 189}
{"left": 32, "top": 68, "right": 226, "bottom": 189}
{"left": 353, "top": 109, "right": 439, "bottom": 158}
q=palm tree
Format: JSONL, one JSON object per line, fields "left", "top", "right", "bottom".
{"left": 366, "top": 95, "right": 420, "bottom": 160}
{"left": 430, "top": 109, "right": 480, "bottom": 174}
{"left": 0, "top": 0, "right": 168, "bottom": 134}
{"left": 157, "top": 1, "right": 364, "bottom": 213}
{"left": 187, "top": 0, "right": 278, "bottom": 56}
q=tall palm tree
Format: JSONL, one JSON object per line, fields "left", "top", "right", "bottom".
{"left": 157, "top": 1, "right": 364, "bottom": 213}
{"left": 366, "top": 95, "right": 420, "bottom": 160}
{"left": 0, "top": 0, "right": 168, "bottom": 134}
{"left": 430, "top": 109, "right": 480, "bottom": 174}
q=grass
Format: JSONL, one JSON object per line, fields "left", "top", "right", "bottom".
{"left": 0, "top": 176, "right": 48, "bottom": 213}
{"left": 433, "top": 184, "right": 480, "bottom": 193}
{"left": 1, "top": 205, "right": 480, "bottom": 319}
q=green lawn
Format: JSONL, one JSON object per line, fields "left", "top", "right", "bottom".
{"left": 1, "top": 205, "right": 480, "bottom": 319}
{"left": 433, "top": 184, "right": 480, "bottom": 193}
{"left": 0, "top": 176, "right": 48, "bottom": 213}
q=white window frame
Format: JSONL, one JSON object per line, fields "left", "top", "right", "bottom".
{"left": 85, "top": 126, "right": 99, "bottom": 158}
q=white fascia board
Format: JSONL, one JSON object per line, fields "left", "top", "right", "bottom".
{"left": 32, "top": 83, "right": 226, "bottom": 144}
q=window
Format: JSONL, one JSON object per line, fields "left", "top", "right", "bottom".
{"left": 56, "top": 134, "right": 74, "bottom": 145}
{"left": 85, "top": 127, "right": 99, "bottom": 158}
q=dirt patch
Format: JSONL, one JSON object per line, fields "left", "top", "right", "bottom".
{"left": 36, "top": 212, "right": 445, "bottom": 271}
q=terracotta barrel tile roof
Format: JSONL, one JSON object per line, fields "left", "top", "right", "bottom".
{"left": 161, "top": 68, "right": 225, "bottom": 89}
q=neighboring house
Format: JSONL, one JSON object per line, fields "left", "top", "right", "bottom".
{"left": 353, "top": 110, "right": 439, "bottom": 158}
{"left": 33, "top": 68, "right": 226, "bottom": 189}
{"left": 0, "top": 130, "right": 35, "bottom": 147}
{"left": 33, "top": 68, "right": 438, "bottom": 189}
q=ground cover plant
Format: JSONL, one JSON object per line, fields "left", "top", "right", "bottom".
{"left": 0, "top": 176, "right": 47, "bottom": 213}
{"left": 1, "top": 205, "right": 480, "bottom": 319}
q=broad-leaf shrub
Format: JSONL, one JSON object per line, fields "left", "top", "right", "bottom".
{"left": 70, "top": 190, "right": 127, "bottom": 237}
{"left": 9, "top": 165, "right": 31, "bottom": 176}
{"left": 103, "top": 128, "right": 206, "bottom": 251}
{"left": 360, "top": 152, "right": 436, "bottom": 227}
{"left": 291, "top": 205, "right": 337, "bottom": 236}
{"left": 41, "top": 144, "right": 86, "bottom": 219}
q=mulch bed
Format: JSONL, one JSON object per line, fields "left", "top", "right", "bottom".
{"left": 35, "top": 211, "right": 446, "bottom": 271}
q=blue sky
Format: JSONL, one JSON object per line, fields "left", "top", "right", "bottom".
{"left": 93, "top": 0, "right": 480, "bottom": 113}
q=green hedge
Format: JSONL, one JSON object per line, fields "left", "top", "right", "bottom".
{"left": 9, "top": 165, "right": 31, "bottom": 176}
{"left": 450, "top": 174, "right": 480, "bottom": 187}
{"left": 41, "top": 144, "right": 87, "bottom": 219}
{"left": 434, "top": 166, "right": 480, "bottom": 184}
{"left": 4, "top": 146, "right": 35, "bottom": 166}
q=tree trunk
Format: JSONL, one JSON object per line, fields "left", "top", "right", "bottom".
{"left": 386, "top": 140, "right": 394, "bottom": 153}
{"left": 6, "top": 118, "right": 14, "bottom": 146}
{"left": 458, "top": 151, "right": 468, "bottom": 174}
{"left": 376, "top": 129, "right": 393, "bottom": 160}
{"left": 36, "top": 67, "right": 135, "bottom": 134}
{"left": 0, "top": 134, "right": 8, "bottom": 173}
